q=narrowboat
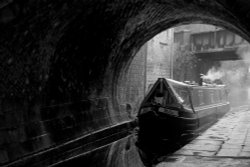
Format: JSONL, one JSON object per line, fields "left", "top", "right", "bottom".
{"left": 137, "top": 78, "right": 230, "bottom": 148}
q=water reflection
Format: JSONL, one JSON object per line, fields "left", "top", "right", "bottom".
{"left": 137, "top": 133, "right": 184, "bottom": 166}
{"left": 53, "top": 130, "right": 184, "bottom": 167}
{"left": 53, "top": 133, "right": 144, "bottom": 167}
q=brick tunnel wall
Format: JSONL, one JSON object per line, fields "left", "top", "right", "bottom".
{"left": 146, "top": 30, "right": 173, "bottom": 89}
{"left": 1, "top": 0, "right": 250, "bottom": 166}
{"left": 117, "top": 44, "right": 147, "bottom": 118}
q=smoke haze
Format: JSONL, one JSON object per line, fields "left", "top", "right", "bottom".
{"left": 202, "top": 67, "right": 224, "bottom": 82}
{"left": 203, "top": 45, "right": 250, "bottom": 107}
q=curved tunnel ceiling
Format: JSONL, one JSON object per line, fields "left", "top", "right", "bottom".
{"left": 1, "top": 0, "right": 250, "bottom": 101}
{"left": 2, "top": 0, "right": 250, "bottom": 165}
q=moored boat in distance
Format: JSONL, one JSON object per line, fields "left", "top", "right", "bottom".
{"left": 137, "top": 78, "right": 230, "bottom": 154}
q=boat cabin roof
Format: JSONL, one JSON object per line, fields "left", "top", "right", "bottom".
{"left": 141, "top": 78, "right": 226, "bottom": 108}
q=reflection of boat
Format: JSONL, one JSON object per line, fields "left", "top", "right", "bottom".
{"left": 137, "top": 78, "right": 230, "bottom": 148}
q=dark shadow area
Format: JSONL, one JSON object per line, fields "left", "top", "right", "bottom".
{"left": 136, "top": 131, "right": 190, "bottom": 166}
{"left": 53, "top": 133, "right": 145, "bottom": 167}
{"left": 51, "top": 126, "right": 192, "bottom": 167}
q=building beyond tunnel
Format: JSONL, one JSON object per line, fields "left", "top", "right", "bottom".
{"left": 125, "top": 24, "right": 250, "bottom": 110}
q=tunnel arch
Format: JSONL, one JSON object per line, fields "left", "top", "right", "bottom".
{"left": 37, "top": 1, "right": 250, "bottom": 124}
{"left": 111, "top": 18, "right": 250, "bottom": 118}
{"left": 44, "top": 0, "right": 250, "bottom": 139}
{"left": 2, "top": 0, "right": 250, "bottom": 166}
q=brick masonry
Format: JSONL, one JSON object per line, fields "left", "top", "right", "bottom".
{"left": 117, "top": 44, "right": 147, "bottom": 118}
{"left": 146, "top": 30, "right": 173, "bottom": 90}
{"left": 1, "top": 0, "right": 250, "bottom": 166}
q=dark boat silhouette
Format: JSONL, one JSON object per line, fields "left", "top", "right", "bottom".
{"left": 137, "top": 78, "right": 230, "bottom": 156}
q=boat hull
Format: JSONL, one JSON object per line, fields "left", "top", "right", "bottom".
{"left": 137, "top": 102, "right": 230, "bottom": 150}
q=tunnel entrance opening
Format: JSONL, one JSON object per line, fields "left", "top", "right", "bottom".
{"left": 117, "top": 23, "right": 250, "bottom": 119}
{"left": 121, "top": 23, "right": 250, "bottom": 166}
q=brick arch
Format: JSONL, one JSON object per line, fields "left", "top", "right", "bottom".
{"left": 1, "top": 0, "right": 250, "bottom": 166}
{"left": 110, "top": 14, "right": 250, "bottom": 120}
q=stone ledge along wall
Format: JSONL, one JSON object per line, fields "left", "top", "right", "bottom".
{"left": 1, "top": 0, "right": 250, "bottom": 166}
